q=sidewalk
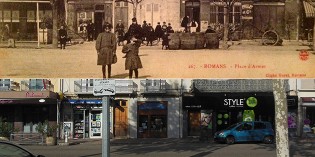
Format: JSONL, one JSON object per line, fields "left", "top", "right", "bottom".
{"left": 57, "top": 137, "right": 208, "bottom": 146}
{"left": 57, "top": 135, "right": 315, "bottom": 146}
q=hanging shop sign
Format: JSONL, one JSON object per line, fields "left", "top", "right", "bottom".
{"left": 241, "top": 1, "right": 253, "bottom": 20}
{"left": 93, "top": 79, "right": 116, "bottom": 96}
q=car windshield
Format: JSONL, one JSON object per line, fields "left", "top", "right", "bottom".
{"left": 225, "top": 122, "right": 241, "bottom": 130}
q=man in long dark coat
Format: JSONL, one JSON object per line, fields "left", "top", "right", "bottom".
{"left": 95, "top": 24, "right": 117, "bottom": 78}
{"left": 58, "top": 25, "right": 67, "bottom": 49}
{"left": 126, "top": 18, "right": 143, "bottom": 43}
{"left": 154, "top": 22, "right": 163, "bottom": 41}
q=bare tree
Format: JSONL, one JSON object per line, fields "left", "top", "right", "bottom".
{"left": 50, "top": 0, "right": 66, "bottom": 48}
{"left": 305, "top": 0, "right": 315, "bottom": 50}
{"left": 211, "top": 0, "right": 240, "bottom": 49}
{"left": 116, "top": 0, "right": 144, "bottom": 18}
{"left": 273, "top": 79, "right": 289, "bottom": 157}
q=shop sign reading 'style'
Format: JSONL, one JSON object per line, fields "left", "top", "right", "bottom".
{"left": 93, "top": 79, "right": 116, "bottom": 96}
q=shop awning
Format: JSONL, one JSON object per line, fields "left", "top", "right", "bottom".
{"left": 303, "top": 1, "right": 315, "bottom": 18}
{"left": 68, "top": 99, "right": 102, "bottom": 105}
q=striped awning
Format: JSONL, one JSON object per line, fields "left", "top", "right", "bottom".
{"left": 303, "top": 1, "right": 315, "bottom": 18}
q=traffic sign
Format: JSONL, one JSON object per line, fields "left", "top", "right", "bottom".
{"left": 93, "top": 79, "right": 116, "bottom": 96}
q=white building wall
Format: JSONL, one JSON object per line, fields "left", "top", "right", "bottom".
{"left": 128, "top": 98, "right": 138, "bottom": 138}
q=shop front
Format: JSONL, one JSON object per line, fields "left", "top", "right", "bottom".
{"left": 137, "top": 101, "right": 168, "bottom": 138}
{"left": 183, "top": 93, "right": 276, "bottom": 137}
{"left": 0, "top": 91, "right": 58, "bottom": 133}
{"left": 65, "top": 98, "right": 129, "bottom": 139}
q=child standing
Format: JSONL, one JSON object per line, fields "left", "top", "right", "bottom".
{"left": 122, "top": 37, "right": 143, "bottom": 78}
{"left": 161, "top": 32, "right": 169, "bottom": 50}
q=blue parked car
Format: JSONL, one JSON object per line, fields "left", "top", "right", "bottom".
{"left": 214, "top": 121, "right": 274, "bottom": 144}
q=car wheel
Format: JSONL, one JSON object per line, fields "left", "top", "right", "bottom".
{"left": 263, "top": 136, "right": 274, "bottom": 144}
{"left": 226, "top": 136, "right": 235, "bottom": 145}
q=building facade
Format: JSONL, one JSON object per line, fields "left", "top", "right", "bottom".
{"left": 0, "top": 79, "right": 59, "bottom": 135}
{"left": 57, "top": 79, "right": 299, "bottom": 139}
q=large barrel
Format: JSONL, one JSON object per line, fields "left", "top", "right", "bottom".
{"left": 168, "top": 33, "right": 180, "bottom": 50}
{"left": 194, "top": 32, "right": 205, "bottom": 49}
{"left": 180, "top": 33, "right": 196, "bottom": 50}
{"left": 205, "top": 33, "right": 219, "bottom": 49}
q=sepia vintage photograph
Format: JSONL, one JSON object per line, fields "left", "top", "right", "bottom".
{"left": 0, "top": 0, "right": 314, "bottom": 78}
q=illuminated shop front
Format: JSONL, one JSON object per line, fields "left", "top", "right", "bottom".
{"left": 182, "top": 79, "right": 295, "bottom": 137}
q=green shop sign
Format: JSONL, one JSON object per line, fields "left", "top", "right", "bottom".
{"left": 246, "top": 97, "right": 258, "bottom": 108}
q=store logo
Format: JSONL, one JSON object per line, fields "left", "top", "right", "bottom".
{"left": 224, "top": 98, "right": 245, "bottom": 108}
{"left": 246, "top": 97, "right": 258, "bottom": 108}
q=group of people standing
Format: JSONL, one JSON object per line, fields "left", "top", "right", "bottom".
{"left": 115, "top": 18, "right": 175, "bottom": 49}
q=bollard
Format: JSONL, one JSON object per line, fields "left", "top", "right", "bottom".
{"left": 65, "top": 131, "right": 68, "bottom": 143}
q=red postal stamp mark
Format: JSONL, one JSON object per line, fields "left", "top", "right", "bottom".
{"left": 299, "top": 50, "right": 309, "bottom": 61}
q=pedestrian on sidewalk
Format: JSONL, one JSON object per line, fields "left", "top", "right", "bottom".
{"left": 161, "top": 31, "right": 169, "bottom": 50}
{"left": 95, "top": 24, "right": 117, "bottom": 78}
{"left": 122, "top": 36, "right": 143, "bottom": 78}
{"left": 59, "top": 25, "right": 67, "bottom": 49}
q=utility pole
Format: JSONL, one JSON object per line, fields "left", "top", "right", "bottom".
{"left": 273, "top": 79, "right": 289, "bottom": 157}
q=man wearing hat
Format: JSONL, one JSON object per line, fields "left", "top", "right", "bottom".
{"left": 115, "top": 20, "right": 125, "bottom": 46}
{"left": 95, "top": 24, "right": 117, "bottom": 78}
{"left": 155, "top": 22, "right": 163, "bottom": 41}
{"left": 125, "top": 17, "right": 143, "bottom": 43}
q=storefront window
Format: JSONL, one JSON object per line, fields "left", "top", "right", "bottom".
{"left": 209, "top": 4, "right": 241, "bottom": 25}
{"left": 0, "top": 79, "right": 10, "bottom": 90}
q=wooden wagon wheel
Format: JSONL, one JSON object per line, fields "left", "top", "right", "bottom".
{"left": 262, "top": 30, "right": 279, "bottom": 46}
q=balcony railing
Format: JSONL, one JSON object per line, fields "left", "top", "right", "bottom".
{"left": 20, "top": 79, "right": 54, "bottom": 92}
{"left": 140, "top": 80, "right": 167, "bottom": 94}
{"left": 0, "top": 80, "right": 20, "bottom": 91}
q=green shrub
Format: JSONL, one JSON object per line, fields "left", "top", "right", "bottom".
{"left": 0, "top": 117, "right": 19, "bottom": 138}
{"left": 35, "top": 120, "right": 58, "bottom": 137}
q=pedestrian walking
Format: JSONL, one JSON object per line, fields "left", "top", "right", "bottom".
{"left": 162, "top": 22, "right": 167, "bottom": 33}
{"left": 59, "top": 25, "right": 67, "bottom": 49}
{"left": 126, "top": 17, "right": 142, "bottom": 43}
{"left": 95, "top": 24, "right": 117, "bottom": 78}
{"left": 161, "top": 31, "right": 169, "bottom": 50}
{"left": 155, "top": 22, "right": 163, "bottom": 41}
{"left": 146, "top": 23, "right": 155, "bottom": 46}
{"left": 122, "top": 36, "right": 143, "bottom": 79}
{"left": 87, "top": 20, "right": 95, "bottom": 41}
{"left": 115, "top": 20, "right": 125, "bottom": 46}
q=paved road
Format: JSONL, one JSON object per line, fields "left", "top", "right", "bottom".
{"left": 23, "top": 138, "right": 315, "bottom": 157}
{"left": 0, "top": 40, "right": 314, "bottom": 78}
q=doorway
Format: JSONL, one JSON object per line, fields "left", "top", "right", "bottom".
{"left": 188, "top": 111, "right": 200, "bottom": 136}
{"left": 94, "top": 12, "right": 104, "bottom": 39}
{"left": 185, "top": 0, "right": 200, "bottom": 32}
{"left": 114, "top": 100, "right": 128, "bottom": 138}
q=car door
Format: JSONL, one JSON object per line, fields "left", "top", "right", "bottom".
{"left": 234, "top": 122, "right": 253, "bottom": 142}
{"left": 253, "top": 122, "right": 267, "bottom": 141}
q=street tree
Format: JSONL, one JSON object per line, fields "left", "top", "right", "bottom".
{"left": 115, "top": 0, "right": 144, "bottom": 18}
{"left": 305, "top": 0, "right": 315, "bottom": 50}
{"left": 272, "top": 79, "right": 289, "bottom": 157}
{"left": 50, "top": 0, "right": 66, "bottom": 48}
{"left": 211, "top": 0, "right": 240, "bottom": 49}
